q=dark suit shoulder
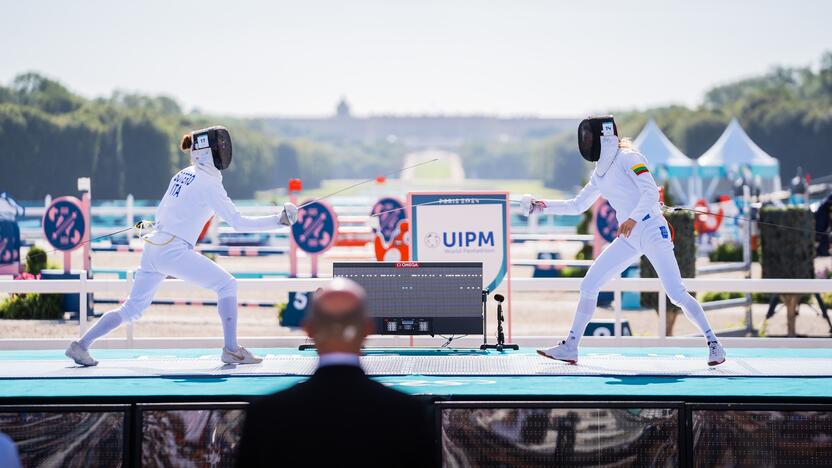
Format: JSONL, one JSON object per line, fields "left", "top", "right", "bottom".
{"left": 248, "top": 379, "right": 311, "bottom": 410}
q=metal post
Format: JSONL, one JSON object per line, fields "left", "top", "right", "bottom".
{"left": 126, "top": 270, "right": 134, "bottom": 348}
{"left": 289, "top": 193, "right": 298, "bottom": 278}
{"left": 658, "top": 289, "right": 667, "bottom": 340}
{"left": 79, "top": 272, "right": 88, "bottom": 335}
{"left": 81, "top": 193, "right": 91, "bottom": 272}
{"left": 742, "top": 185, "right": 754, "bottom": 335}
{"left": 311, "top": 254, "right": 318, "bottom": 278}
{"left": 126, "top": 194, "right": 134, "bottom": 237}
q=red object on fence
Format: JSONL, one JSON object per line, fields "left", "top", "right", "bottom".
{"left": 693, "top": 199, "right": 724, "bottom": 234}
{"left": 197, "top": 216, "right": 213, "bottom": 242}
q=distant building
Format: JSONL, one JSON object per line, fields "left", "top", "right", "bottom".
{"left": 265, "top": 98, "right": 574, "bottom": 149}
{"left": 336, "top": 97, "right": 351, "bottom": 119}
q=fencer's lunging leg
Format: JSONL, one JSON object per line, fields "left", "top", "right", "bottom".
{"left": 643, "top": 236, "right": 725, "bottom": 365}
{"left": 78, "top": 312, "right": 122, "bottom": 350}
{"left": 66, "top": 268, "right": 164, "bottom": 366}
{"left": 158, "top": 248, "right": 240, "bottom": 348}
{"left": 642, "top": 243, "right": 717, "bottom": 343}
{"left": 216, "top": 279, "right": 239, "bottom": 351}
{"left": 567, "top": 238, "right": 641, "bottom": 345}
{"left": 80, "top": 269, "right": 165, "bottom": 349}
{"left": 538, "top": 238, "right": 640, "bottom": 362}
{"left": 155, "top": 248, "right": 261, "bottom": 363}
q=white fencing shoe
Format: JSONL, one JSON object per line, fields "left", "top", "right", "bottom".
{"left": 222, "top": 346, "right": 263, "bottom": 365}
{"left": 708, "top": 341, "right": 726, "bottom": 366}
{"left": 65, "top": 341, "right": 98, "bottom": 367}
{"left": 536, "top": 340, "right": 578, "bottom": 364}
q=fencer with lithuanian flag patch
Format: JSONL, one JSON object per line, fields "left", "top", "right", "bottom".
{"left": 539, "top": 148, "right": 662, "bottom": 224}
{"left": 529, "top": 145, "right": 725, "bottom": 366}
{"left": 631, "top": 162, "right": 649, "bottom": 176}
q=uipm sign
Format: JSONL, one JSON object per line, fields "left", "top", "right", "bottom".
{"left": 409, "top": 191, "right": 512, "bottom": 338}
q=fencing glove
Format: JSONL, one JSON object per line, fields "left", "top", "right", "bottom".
{"left": 279, "top": 202, "right": 299, "bottom": 226}
{"left": 521, "top": 194, "right": 545, "bottom": 218}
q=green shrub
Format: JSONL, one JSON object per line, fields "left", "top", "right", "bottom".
{"left": 701, "top": 292, "right": 778, "bottom": 304}
{"left": 560, "top": 267, "right": 587, "bottom": 278}
{"left": 752, "top": 293, "right": 773, "bottom": 304}
{"left": 276, "top": 302, "right": 287, "bottom": 323}
{"left": 0, "top": 293, "right": 63, "bottom": 319}
{"left": 708, "top": 242, "right": 759, "bottom": 263}
{"left": 759, "top": 207, "right": 816, "bottom": 336}
{"left": 25, "top": 246, "right": 48, "bottom": 275}
{"left": 759, "top": 207, "right": 815, "bottom": 279}
{"left": 576, "top": 209, "right": 592, "bottom": 235}
{"left": 575, "top": 244, "right": 593, "bottom": 261}
{"left": 22, "top": 246, "right": 60, "bottom": 275}
{"left": 701, "top": 291, "right": 744, "bottom": 302}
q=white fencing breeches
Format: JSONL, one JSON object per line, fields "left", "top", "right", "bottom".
{"left": 80, "top": 233, "right": 237, "bottom": 349}
{"left": 567, "top": 216, "right": 716, "bottom": 343}
{"left": 116, "top": 235, "right": 237, "bottom": 322}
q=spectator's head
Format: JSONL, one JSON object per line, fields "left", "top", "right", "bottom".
{"left": 305, "top": 278, "right": 373, "bottom": 355}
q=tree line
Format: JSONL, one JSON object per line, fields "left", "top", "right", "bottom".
{"left": 1, "top": 51, "right": 830, "bottom": 199}
{"left": 458, "top": 51, "right": 832, "bottom": 192}
{"left": 0, "top": 73, "right": 402, "bottom": 199}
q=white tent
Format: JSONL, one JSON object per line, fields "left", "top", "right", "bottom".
{"left": 632, "top": 118, "right": 695, "bottom": 203}
{"left": 697, "top": 118, "right": 781, "bottom": 199}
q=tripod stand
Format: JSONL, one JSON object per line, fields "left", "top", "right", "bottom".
{"left": 481, "top": 293, "right": 518, "bottom": 351}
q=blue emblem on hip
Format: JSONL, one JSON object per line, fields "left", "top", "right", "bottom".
{"left": 659, "top": 226, "right": 669, "bottom": 239}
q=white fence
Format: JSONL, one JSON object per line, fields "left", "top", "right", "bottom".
{"left": 1, "top": 276, "right": 831, "bottom": 350}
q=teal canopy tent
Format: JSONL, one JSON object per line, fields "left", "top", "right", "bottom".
{"left": 632, "top": 118, "right": 696, "bottom": 203}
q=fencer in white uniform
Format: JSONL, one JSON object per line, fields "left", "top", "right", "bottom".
{"left": 66, "top": 126, "right": 299, "bottom": 367}
{"left": 523, "top": 116, "right": 726, "bottom": 366}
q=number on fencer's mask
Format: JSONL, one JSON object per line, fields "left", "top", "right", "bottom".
{"left": 191, "top": 126, "right": 233, "bottom": 170}
{"left": 578, "top": 115, "right": 618, "bottom": 162}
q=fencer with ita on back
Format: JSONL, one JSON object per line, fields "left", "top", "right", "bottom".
{"left": 65, "top": 126, "right": 299, "bottom": 367}
{"left": 523, "top": 116, "right": 725, "bottom": 366}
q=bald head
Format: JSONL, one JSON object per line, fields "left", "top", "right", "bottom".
{"left": 304, "top": 278, "right": 373, "bottom": 354}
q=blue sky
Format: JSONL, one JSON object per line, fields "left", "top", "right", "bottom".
{"left": 1, "top": 0, "right": 829, "bottom": 117}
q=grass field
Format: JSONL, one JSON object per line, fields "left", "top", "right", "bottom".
{"left": 413, "top": 160, "right": 453, "bottom": 179}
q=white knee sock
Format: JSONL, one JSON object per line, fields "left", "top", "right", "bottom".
{"left": 567, "top": 293, "right": 597, "bottom": 346}
{"left": 217, "top": 296, "right": 238, "bottom": 351}
{"left": 79, "top": 311, "right": 123, "bottom": 350}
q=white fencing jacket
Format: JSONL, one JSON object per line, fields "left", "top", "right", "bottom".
{"left": 541, "top": 148, "right": 662, "bottom": 224}
{"left": 154, "top": 166, "right": 279, "bottom": 246}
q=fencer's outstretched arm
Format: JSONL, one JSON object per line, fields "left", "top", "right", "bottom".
{"left": 539, "top": 177, "right": 601, "bottom": 215}
{"left": 207, "top": 184, "right": 279, "bottom": 231}
{"left": 620, "top": 151, "right": 660, "bottom": 222}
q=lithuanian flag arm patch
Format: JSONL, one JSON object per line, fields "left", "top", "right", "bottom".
{"left": 631, "top": 163, "right": 649, "bottom": 176}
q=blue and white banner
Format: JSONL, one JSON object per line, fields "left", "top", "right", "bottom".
{"left": 409, "top": 192, "right": 509, "bottom": 292}
{"left": 43, "top": 196, "right": 87, "bottom": 252}
{"left": 291, "top": 200, "right": 338, "bottom": 254}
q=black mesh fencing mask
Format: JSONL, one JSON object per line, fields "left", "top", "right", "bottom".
{"left": 192, "top": 126, "right": 233, "bottom": 170}
{"left": 578, "top": 116, "right": 618, "bottom": 162}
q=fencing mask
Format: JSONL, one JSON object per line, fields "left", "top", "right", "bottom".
{"left": 191, "top": 126, "right": 233, "bottom": 171}
{"left": 578, "top": 116, "right": 619, "bottom": 176}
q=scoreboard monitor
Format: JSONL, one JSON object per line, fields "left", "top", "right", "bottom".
{"left": 332, "top": 261, "right": 483, "bottom": 335}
